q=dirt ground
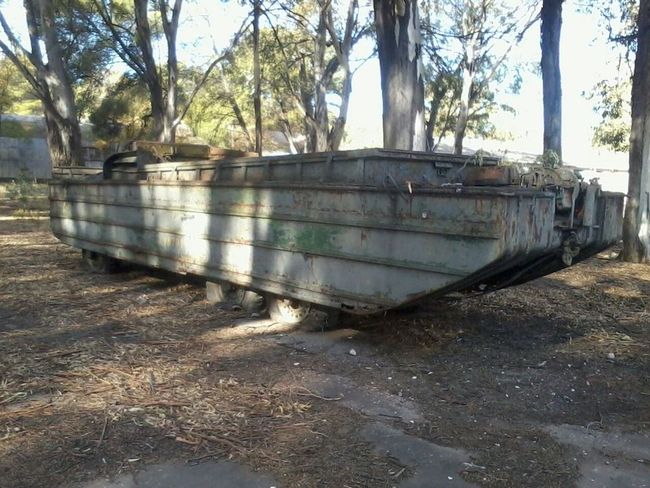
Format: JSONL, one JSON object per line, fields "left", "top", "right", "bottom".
{"left": 1, "top": 193, "right": 649, "bottom": 488}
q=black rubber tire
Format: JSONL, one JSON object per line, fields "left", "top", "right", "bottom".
{"left": 82, "top": 249, "right": 119, "bottom": 273}
{"left": 267, "top": 296, "right": 310, "bottom": 324}
{"left": 237, "top": 290, "right": 266, "bottom": 313}
{"left": 207, "top": 281, "right": 266, "bottom": 313}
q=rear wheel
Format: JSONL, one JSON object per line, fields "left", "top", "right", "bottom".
{"left": 82, "top": 249, "right": 119, "bottom": 273}
{"left": 267, "top": 296, "right": 310, "bottom": 324}
{"left": 206, "top": 281, "right": 266, "bottom": 313}
{"left": 234, "top": 289, "right": 266, "bottom": 313}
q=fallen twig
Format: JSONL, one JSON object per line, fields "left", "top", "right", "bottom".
{"left": 96, "top": 415, "right": 109, "bottom": 449}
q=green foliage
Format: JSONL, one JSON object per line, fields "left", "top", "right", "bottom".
{"left": 582, "top": 0, "right": 638, "bottom": 51}
{"left": 89, "top": 75, "right": 152, "bottom": 143}
{"left": 6, "top": 169, "right": 38, "bottom": 212}
{"left": 581, "top": 0, "right": 636, "bottom": 154}
{"left": 1, "top": 0, "right": 111, "bottom": 119}
{"left": 183, "top": 26, "right": 314, "bottom": 151}
{"left": 589, "top": 78, "right": 631, "bottom": 153}
{"left": 0, "top": 57, "right": 41, "bottom": 115}
{"left": 420, "top": 0, "right": 533, "bottom": 148}
{"left": 537, "top": 149, "right": 562, "bottom": 169}
{"left": 469, "top": 149, "right": 490, "bottom": 166}
{"left": 0, "top": 119, "right": 45, "bottom": 138}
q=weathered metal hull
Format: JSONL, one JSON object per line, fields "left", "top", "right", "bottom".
{"left": 49, "top": 148, "right": 624, "bottom": 314}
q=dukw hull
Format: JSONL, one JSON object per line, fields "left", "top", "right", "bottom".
{"left": 50, "top": 148, "right": 624, "bottom": 315}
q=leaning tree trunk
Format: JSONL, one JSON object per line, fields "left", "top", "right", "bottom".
{"left": 623, "top": 0, "right": 650, "bottom": 262}
{"left": 160, "top": 0, "right": 182, "bottom": 143}
{"left": 43, "top": 112, "right": 68, "bottom": 167}
{"left": 134, "top": 0, "right": 168, "bottom": 142}
{"left": 328, "top": 68, "right": 351, "bottom": 151}
{"left": 425, "top": 75, "right": 448, "bottom": 151}
{"left": 39, "top": 0, "right": 84, "bottom": 165}
{"left": 162, "top": 43, "right": 178, "bottom": 143}
{"left": 373, "top": 0, "right": 426, "bottom": 151}
{"left": 541, "top": 0, "right": 563, "bottom": 161}
{"left": 252, "top": 0, "right": 263, "bottom": 155}
{"left": 148, "top": 83, "right": 166, "bottom": 142}
{"left": 41, "top": 98, "right": 84, "bottom": 167}
{"left": 453, "top": 58, "right": 474, "bottom": 155}
{"left": 311, "top": 6, "right": 329, "bottom": 153}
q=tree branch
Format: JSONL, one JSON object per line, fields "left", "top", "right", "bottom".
{"left": 0, "top": 9, "right": 39, "bottom": 67}
{"left": 173, "top": 17, "right": 248, "bottom": 128}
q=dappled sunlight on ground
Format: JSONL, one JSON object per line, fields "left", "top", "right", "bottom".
{"left": 1, "top": 206, "right": 650, "bottom": 487}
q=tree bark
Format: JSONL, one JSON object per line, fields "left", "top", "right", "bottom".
{"left": 541, "top": 0, "right": 563, "bottom": 161}
{"left": 133, "top": 0, "right": 169, "bottom": 141}
{"left": 310, "top": 4, "right": 329, "bottom": 152}
{"left": 454, "top": 60, "right": 474, "bottom": 155}
{"left": 325, "top": 0, "right": 357, "bottom": 151}
{"left": 453, "top": 4, "right": 483, "bottom": 156}
{"left": 425, "top": 76, "right": 449, "bottom": 151}
{"left": 253, "top": 0, "right": 263, "bottom": 155}
{"left": 160, "top": 0, "right": 182, "bottom": 143}
{"left": 373, "top": 0, "right": 426, "bottom": 151}
{"left": 38, "top": 0, "right": 84, "bottom": 165}
{"left": 622, "top": 0, "right": 650, "bottom": 263}
{"left": 0, "top": 0, "right": 84, "bottom": 166}
{"left": 328, "top": 72, "right": 351, "bottom": 150}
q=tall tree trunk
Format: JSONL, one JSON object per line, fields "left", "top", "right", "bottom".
{"left": 134, "top": 0, "right": 168, "bottom": 141}
{"left": 43, "top": 112, "right": 71, "bottom": 167}
{"left": 373, "top": 0, "right": 425, "bottom": 151}
{"left": 230, "top": 98, "right": 255, "bottom": 151}
{"left": 149, "top": 85, "right": 166, "bottom": 141}
{"left": 163, "top": 36, "right": 178, "bottom": 143}
{"left": 311, "top": 5, "right": 329, "bottom": 152}
{"left": 541, "top": 0, "right": 563, "bottom": 161}
{"left": 324, "top": 0, "right": 357, "bottom": 151}
{"left": 623, "top": 0, "right": 650, "bottom": 263}
{"left": 425, "top": 78, "right": 448, "bottom": 151}
{"left": 253, "top": 0, "right": 263, "bottom": 155}
{"left": 160, "top": 0, "right": 182, "bottom": 143}
{"left": 454, "top": 61, "right": 474, "bottom": 155}
{"left": 38, "top": 0, "right": 84, "bottom": 165}
{"left": 219, "top": 67, "right": 254, "bottom": 150}
{"left": 328, "top": 70, "right": 351, "bottom": 150}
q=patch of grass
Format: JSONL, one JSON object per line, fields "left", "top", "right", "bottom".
{"left": 5, "top": 169, "right": 42, "bottom": 213}
{"left": 0, "top": 120, "right": 44, "bottom": 139}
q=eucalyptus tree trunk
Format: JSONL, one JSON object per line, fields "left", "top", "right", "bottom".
{"left": 623, "top": 0, "right": 650, "bottom": 263}
{"left": 325, "top": 0, "right": 357, "bottom": 151}
{"left": 133, "top": 0, "right": 165, "bottom": 140}
{"left": 373, "top": 0, "right": 426, "bottom": 151}
{"left": 0, "top": 0, "right": 84, "bottom": 166}
{"left": 160, "top": 0, "right": 182, "bottom": 143}
{"left": 541, "top": 0, "right": 563, "bottom": 161}
{"left": 425, "top": 74, "right": 449, "bottom": 151}
{"left": 311, "top": 5, "right": 330, "bottom": 152}
{"left": 453, "top": 4, "right": 481, "bottom": 156}
{"left": 39, "top": 0, "right": 84, "bottom": 165}
{"left": 253, "top": 0, "right": 263, "bottom": 155}
{"left": 453, "top": 59, "right": 474, "bottom": 155}
{"left": 134, "top": 0, "right": 182, "bottom": 143}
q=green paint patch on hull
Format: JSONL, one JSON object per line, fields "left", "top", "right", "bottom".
{"left": 270, "top": 220, "right": 340, "bottom": 254}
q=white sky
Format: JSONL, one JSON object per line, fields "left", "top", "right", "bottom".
{"left": 0, "top": 0, "right": 631, "bottom": 169}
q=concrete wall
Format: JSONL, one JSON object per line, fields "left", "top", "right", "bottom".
{"left": 0, "top": 136, "right": 52, "bottom": 179}
{"left": 0, "top": 114, "right": 51, "bottom": 179}
{"left": 0, "top": 114, "right": 106, "bottom": 180}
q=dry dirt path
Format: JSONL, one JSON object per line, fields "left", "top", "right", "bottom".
{"left": 1, "top": 212, "right": 650, "bottom": 487}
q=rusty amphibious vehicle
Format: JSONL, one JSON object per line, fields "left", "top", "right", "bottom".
{"left": 49, "top": 143, "right": 624, "bottom": 323}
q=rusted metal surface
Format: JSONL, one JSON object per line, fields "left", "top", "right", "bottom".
{"left": 462, "top": 166, "right": 520, "bottom": 186}
{"left": 49, "top": 146, "right": 624, "bottom": 314}
{"left": 130, "top": 141, "right": 256, "bottom": 166}
{"left": 51, "top": 166, "right": 102, "bottom": 179}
